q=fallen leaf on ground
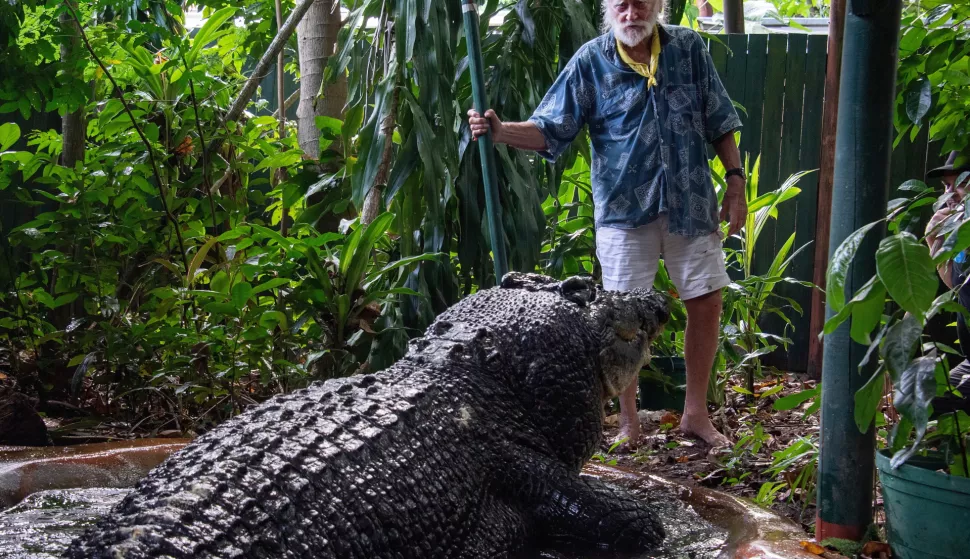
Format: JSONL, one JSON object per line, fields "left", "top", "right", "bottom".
{"left": 799, "top": 541, "right": 826, "bottom": 555}
{"left": 660, "top": 412, "right": 680, "bottom": 425}
{"left": 676, "top": 455, "right": 690, "bottom": 463}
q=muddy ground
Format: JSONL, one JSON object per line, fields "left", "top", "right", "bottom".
{"left": 598, "top": 371, "right": 891, "bottom": 558}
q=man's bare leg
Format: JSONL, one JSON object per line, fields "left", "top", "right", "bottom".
{"left": 680, "top": 289, "right": 731, "bottom": 447}
{"left": 616, "top": 380, "right": 641, "bottom": 448}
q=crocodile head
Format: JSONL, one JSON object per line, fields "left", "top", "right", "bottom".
{"left": 588, "top": 286, "right": 670, "bottom": 401}
{"left": 498, "top": 271, "right": 671, "bottom": 402}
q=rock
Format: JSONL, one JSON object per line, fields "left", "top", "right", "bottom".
{"left": 0, "top": 392, "right": 52, "bottom": 446}
{"left": 638, "top": 409, "right": 666, "bottom": 423}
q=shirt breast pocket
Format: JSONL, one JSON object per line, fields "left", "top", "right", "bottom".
{"left": 595, "top": 84, "right": 648, "bottom": 138}
{"left": 663, "top": 83, "right": 704, "bottom": 139}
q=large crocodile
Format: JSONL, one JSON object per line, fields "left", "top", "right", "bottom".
{"left": 64, "top": 272, "right": 670, "bottom": 558}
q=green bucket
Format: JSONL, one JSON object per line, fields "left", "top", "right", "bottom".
{"left": 876, "top": 448, "right": 970, "bottom": 559}
{"left": 638, "top": 356, "right": 686, "bottom": 412}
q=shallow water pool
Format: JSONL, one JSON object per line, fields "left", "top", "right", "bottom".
{"left": 0, "top": 481, "right": 726, "bottom": 559}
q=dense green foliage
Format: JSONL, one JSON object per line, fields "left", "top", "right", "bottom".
{"left": 0, "top": 0, "right": 813, "bottom": 440}
{"left": 823, "top": 1, "right": 970, "bottom": 476}
{"left": 0, "top": 1, "right": 615, "bottom": 432}
{"left": 895, "top": 0, "right": 970, "bottom": 155}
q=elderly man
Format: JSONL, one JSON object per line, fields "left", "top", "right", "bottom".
{"left": 467, "top": 0, "right": 746, "bottom": 448}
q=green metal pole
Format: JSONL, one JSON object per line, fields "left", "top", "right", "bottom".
{"left": 816, "top": 0, "right": 902, "bottom": 542}
{"left": 461, "top": 0, "right": 509, "bottom": 283}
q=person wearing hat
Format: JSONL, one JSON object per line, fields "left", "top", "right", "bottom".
{"left": 925, "top": 150, "right": 970, "bottom": 410}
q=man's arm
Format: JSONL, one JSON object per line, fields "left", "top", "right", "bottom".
{"left": 712, "top": 131, "right": 747, "bottom": 236}
{"left": 467, "top": 109, "right": 547, "bottom": 151}
{"left": 926, "top": 207, "right": 956, "bottom": 288}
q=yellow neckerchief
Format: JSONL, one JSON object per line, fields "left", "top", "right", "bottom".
{"left": 616, "top": 27, "right": 661, "bottom": 89}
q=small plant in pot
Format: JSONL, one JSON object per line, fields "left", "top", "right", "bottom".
{"left": 823, "top": 169, "right": 970, "bottom": 559}
{"left": 640, "top": 261, "right": 688, "bottom": 412}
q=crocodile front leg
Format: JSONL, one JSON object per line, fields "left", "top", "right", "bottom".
{"left": 508, "top": 458, "right": 664, "bottom": 553}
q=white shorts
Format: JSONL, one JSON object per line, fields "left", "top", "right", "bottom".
{"left": 595, "top": 215, "right": 731, "bottom": 300}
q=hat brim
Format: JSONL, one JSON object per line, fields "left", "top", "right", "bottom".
{"left": 927, "top": 164, "right": 970, "bottom": 179}
{"left": 927, "top": 165, "right": 954, "bottom": 178}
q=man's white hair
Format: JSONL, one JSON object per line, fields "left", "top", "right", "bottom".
{"left": 599, "top": 0, "right": 666, "bottom": 35}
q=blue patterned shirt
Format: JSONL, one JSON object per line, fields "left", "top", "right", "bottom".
{"left": 528, "top": 24, "right": 742, "bottom": 237}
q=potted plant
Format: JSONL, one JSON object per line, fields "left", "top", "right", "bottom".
{"left": 824, "top": 172, "right": 970, "bottom": 559}
{"left": 639, "top": 264, "right": 688, "bottom": 412}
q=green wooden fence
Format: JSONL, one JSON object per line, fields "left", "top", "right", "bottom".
{"left": 707, "top": 33, "right": 948, "bottom": 373}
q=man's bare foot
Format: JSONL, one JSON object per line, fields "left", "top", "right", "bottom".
{"left": 612, "top": 410, "right": 641, "bottom": 450}
{"left": 678, "top": 413, "right": 730, "bottom": 448}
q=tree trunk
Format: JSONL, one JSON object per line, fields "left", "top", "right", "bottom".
{"left": 59, "top": 5, "right": 84, "bottom": 168}
{"left": 722, "top": 0, "right": 744, "bottom": 33}
{"left": 204, "top": 0, "right": 319, "bottom": 159}
{"left": 360, "top": 84, "right": 399, "bottom": 225}
{"left": 296, "top": 0, "right": 348, "bottom": 159}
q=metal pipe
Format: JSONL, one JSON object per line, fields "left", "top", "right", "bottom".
{"left": 816, "top": 0, "right": 902, "bottom": 542}
{"left": 808, "top": 0, "right": 848, "bottom": 380}
{"left": 461, "top": 0, "right": 509, "bottom": 283}
{"left": 722, "top": 0, "right": 744, "bottom": 33}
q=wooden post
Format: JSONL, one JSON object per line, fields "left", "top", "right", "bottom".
{"left": 723, "top": 0, "right": 744, "bottom": 33}
{"left": 807, "top": 0, "right": 847, "bottom": 380}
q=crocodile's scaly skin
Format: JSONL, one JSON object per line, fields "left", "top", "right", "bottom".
{"left": 65, "top": 273, "right": 670, "bottom": 558}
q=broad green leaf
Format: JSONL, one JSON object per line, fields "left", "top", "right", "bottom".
{"left": 883, "top": 314, "right": 922, "bottom": 382}
{"left": 33, "top": 290, "right": 55, "bottom": 309}
{"left": 935, "top": 411, "right": 970, "bottom": 476}
{"left": 898, "top": 179, "right": 930, "bottom": 192}
{"left": 826, "top": 221, "right": 879, "bottom": 312}
{"left": 186, "top": 7, "right": 237, "bottom": 68}
{"left": 231, "top": 282, "right": 253, "bottom": 310}
{"left": 315, "top": 116, "right": 343, "bottom": 136}
{"left": 876, "top": 233, "right": 937, "bottom": 319}
{"left": 186, "top": 236, "right": 219, "bottom": 286}
{"left": 53, "top": 293, "right": 79, "bottom": 308}
{"left": 905, "top": 78, "right": 932, "bottom": 124}
{"left": 854, "top": 367, "right": 885, "bottom": 434}
{"left": 890, "top": 416, "right": 913, "bottom": 453}
{"left": 351, "top": 76, "right": 393, "bottom": 208}
{"left": 773, "top": 386, "right": 820, "bottom": 411}
{"left": 0, "top": 122, "right": 20, "bottom": 151}
{"left": 890, "top": 354, "right": 939, "bottom": 469}
{"left": 757, "top": 384, "right": 784, "bottom": 399}
{"left": 252, "top": 278, "right": 291, "bottom": 295}
{"left": 937, "top": 218, "right": 970, "bottom": 263}
{"left": 205, "top": 302, "right": 239, "bottom": 317}
{"left": 67, "top": 353, "right": 89, "bottom": 367}
{"left": 259, "top": 311, "right": 288, "bottom": 331}
{"left": 384, "top": 133, "right": 420, "bottom": 205}
{"left": 850, "top": 277, "right": 886, "bottom": 345}
{"left": 363, "top": 252, "right": 444, "bottom": 287}
{"left": 900, "top": 25, "right": 927, "bottom": 52}
{"left": 825, "top": 274, "right": 879, "bottom": 336}
{"left": 210, "top": 271, "right": 230, "bottom": 294}
{"left": 342, "top": 212, "right": 395, "bottom": 295}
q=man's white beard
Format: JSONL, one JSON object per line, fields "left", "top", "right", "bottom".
{"left": 606, "top": 11, "right": 657, "bottom": 47}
